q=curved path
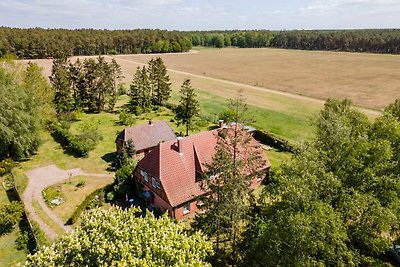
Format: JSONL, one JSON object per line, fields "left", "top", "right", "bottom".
{"left": 108, "top": 55, "right": 381, "bottom": 118}
{"left": 23, "top": 165, "right": 113, "bottom": 241}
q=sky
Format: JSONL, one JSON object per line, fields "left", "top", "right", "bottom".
{"left": 0, "top": 0, "right": 399, "bottom": 30}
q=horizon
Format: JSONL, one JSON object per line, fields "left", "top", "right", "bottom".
{"left": 1, "top": 0, "right": 399, "bottom": 31}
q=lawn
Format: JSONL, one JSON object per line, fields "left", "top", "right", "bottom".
{"left": 266, "top": 148, "right": 293, "bottom": 168}
{"left": 49, "top": 175, "right": 113, "bottom": 223}
{"left": 0, "top": 179, "right": 27, "bottom": 266}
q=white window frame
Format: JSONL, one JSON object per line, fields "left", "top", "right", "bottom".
{"left": 183, "top": 202, "right": 191, "bottom": 215}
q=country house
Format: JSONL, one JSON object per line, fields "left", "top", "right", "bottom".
{"left": 132, "top": 124, "right": 271, "bottom": 220}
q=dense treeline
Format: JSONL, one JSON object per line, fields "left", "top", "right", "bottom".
{"left": 189, "top": 29, "right": 400, "bottom": 54}
{"left": 0, "top": 27, "right": 192, "bottom": 59}
{"left": 1, "top": 27, "right": 400, "bottom": 58}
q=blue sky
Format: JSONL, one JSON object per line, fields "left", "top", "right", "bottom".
{"left": 0, "top": 0, "right": 399, "bottom": 30}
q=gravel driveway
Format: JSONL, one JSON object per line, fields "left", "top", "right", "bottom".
{"left": 23, "top": 165, "right": 113, "bottom": 241}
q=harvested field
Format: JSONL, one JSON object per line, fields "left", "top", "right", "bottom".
{"left": 116, "top": 47, "right": 400, "bottom": 111}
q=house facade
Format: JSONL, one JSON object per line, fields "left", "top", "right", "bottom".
{"left": 115, "top": 120, "right": 176, "bottom": 157}
{"left": 132, "top": 126, "right": 271, "bottom": 220}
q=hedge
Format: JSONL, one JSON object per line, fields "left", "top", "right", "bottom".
{"left": 66, "top": 184, "right": 113, "bottom": 225}
{"left": 49, "top": 123, "right": 89, "bottom": 157}
{"left": 253, "top": 130, "right": 294, "bottom": 152}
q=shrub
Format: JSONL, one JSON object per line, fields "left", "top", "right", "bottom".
{"left": 0, "top": 158, "right": 15, "bottom": 176}
{"left": 15, "top": 230, "right": 29, "bottom": 251}
{"left": 76, "top": 180, "right": 86, "bottom": 188}
{"left": 42, "top": 186, "right": 63, "bottom": 207}
{"left": 119, "top": 110, "right": 136, "bottom": 126}
{"left": 0, "top": 202, "right": 23, "bottom": 235}
{"left": 106, "top": 191, "right": 115, "bottom": 202}
{"left": 49, "top": 123, "right": 90, "bottom": 157}
{"left": 67, "top": 184, "right": 113, "bottom": 225}
{"left": 114, "top": 162, "right": 137, "bottom": 196}
{"left": 253, "top": 130, "right": 294, "bottom": 152}
{"left": 59, "top": 112, "right": 78, "bottom": 122}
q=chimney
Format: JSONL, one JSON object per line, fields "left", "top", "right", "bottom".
{"left": 218, "top": 119, "right": 224, "bottom": 128}
{"left": 177, "top": 137, "right": 183, "bottom": 153}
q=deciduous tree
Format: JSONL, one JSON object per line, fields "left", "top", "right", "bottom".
{"left": 25, "top": 207, "right": 213, "bottom": 266}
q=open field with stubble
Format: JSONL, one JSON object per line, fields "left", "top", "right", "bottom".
{"left": 119, "top": 47, "right": 400, "bottom": 111}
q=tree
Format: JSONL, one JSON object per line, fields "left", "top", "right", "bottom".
{"left": 23, "top": 62, "right": 55, "bottom": 123}
{"left": 108, "top": 58, "right": 124, "bottom": 110}
{"left": 50, "top": 57, "right": 74, "bottom": 114}
{"left": 130, "top": 66, "right": 151, "bottom": 114}
{"left": 194, "top": 92, "right": 264, "bottom": 265}
{"left": 0, "top": 63, "right": 41, "bottom": 159}
{"left": 175, "top": 79, "right": 200, "bottom": 136}
{"left": 25, "top": 207, "right": 213, "bottom": 266}
{"left": 148, "top": 57, "right": 171, "bottom": 106}
{"left": 241, "top": 99, "right": 400, "bottom": 266}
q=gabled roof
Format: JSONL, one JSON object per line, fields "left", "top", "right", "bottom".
{"left": 116, "top": 121, "right": 176, "bottom": 152}
{"left": 136, "top": 128, "right": 271, "bottom": 208}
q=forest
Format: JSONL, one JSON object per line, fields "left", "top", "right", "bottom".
{"left": 1, "top": 27, "right": 400, "bottom": 59}
{"left": 0, "top": 27, "right": 192, "bottom": 58}
{"left": 189, "top": 29, "right": 400, "bottom": 54}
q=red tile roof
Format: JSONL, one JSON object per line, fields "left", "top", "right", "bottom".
{"left": 116, "top": 121, "right": 176, "bottom": 152}
{"left": 136, "top": 128, "right": 271, "bottom": 207}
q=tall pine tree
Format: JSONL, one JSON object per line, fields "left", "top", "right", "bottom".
{"left": 194, "top": 91, "right": 265, "bottom": 265}
{"left": 174, "top": 79, "right": 199, "bottom": 136}
{"left": 130, "top": 66, "right": 151, "bottom": 114}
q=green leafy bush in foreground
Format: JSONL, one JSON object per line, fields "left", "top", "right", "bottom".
{"left": 26, "top": 207, "right": 213, "bottom": 266}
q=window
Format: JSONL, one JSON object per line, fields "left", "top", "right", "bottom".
{"left": 151, "top": 177, "right": 161, "bottom": 189}
{"left": 140, "top": 169, "right": 148, "bottom": 182}
{"left": 183, "top": 202, "right": 191, "bottom": 215}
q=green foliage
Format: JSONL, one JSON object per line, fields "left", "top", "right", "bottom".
{"left": 252, "top": 130, "right": 293, "bottom": 152}
{"left": 0, "top": 202, "right": 23, "bottom": 235}
{"left": 0, "top": 28, "right": 192, "bottom": 59}
{"left": 175, "top": 79, "right": 200, "bottom": 136}
{"left": 114, "top": 161, "right": 137, "bottom": 196}
{"left": 67, "top": 185, "right": 112, "bottom": 225}
{"left": 194, "top": 93, "right": 265, "bottom": 265}
{"left": 119, "top": 110, "right": 136, "bottom": 126}
{"left": 15, "top": 231, "right": 29, "bottom": 251}
{"left": 0, "top": 63, "right": 42, "bottom": 159}
{"left": 0, "top": 158, "right": 15, "bottom": 176}
{"left": 51, "top": 56, "right": 122, "bottom": 114}
{"left": 130, "top": 66, "right": 151, "bottom": 114}
{"left": 76, "top": 123, "right": 103, "bottom": 151}
{"left": 242, "top": 98, "right": 400, "bottom": 266}
{"left": 76, "top": 180, "right": 86, "bottom": 188}
{"left": 49, "top": 123, "right": 89, "bottom": 157}
{"left": 385, "top": 98, "right": 400, "bottom": 121}
{"left": 26, "top": 207, "right": 213, "bottom": 266}
{"left": 42, "top": 186, "right": 63, "bottom": 207}
{"left": 148, "top": 57, "right": 172, "bottom": 106}
{"left": 190, "top": 29, "right": 400, "bottom": 54}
